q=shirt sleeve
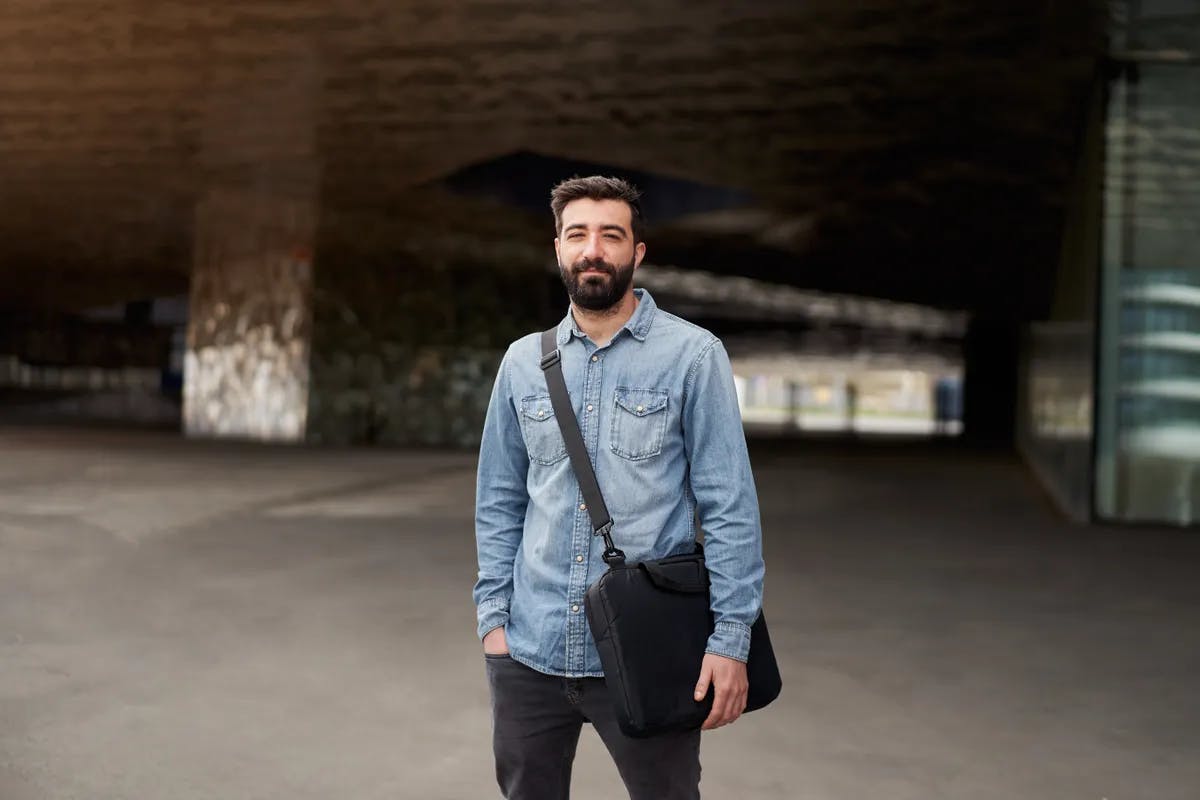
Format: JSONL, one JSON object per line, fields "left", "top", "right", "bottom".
{"left": 472, "top": 349, "right": 530, "bottom": 640}
{"left": 682, "top": 339, "right": 765, "bottom": 662}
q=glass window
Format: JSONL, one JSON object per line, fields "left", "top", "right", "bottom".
{"left": 1095, "top": 9, "right": 1200, "bottom": 524}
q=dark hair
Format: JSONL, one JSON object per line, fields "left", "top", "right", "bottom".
{"left": 549, "top": 175, "right": 645, "bottom": 243}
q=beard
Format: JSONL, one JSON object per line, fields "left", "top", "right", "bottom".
{"left": 559, "top": 255, "right": 637, "bottom": 312}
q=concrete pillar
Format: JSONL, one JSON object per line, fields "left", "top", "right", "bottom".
{"left": 183, "top": 51, "right": 320, "bottom": 442}
{"left": 184, "top": 188, "right": 315, "bottom": 440}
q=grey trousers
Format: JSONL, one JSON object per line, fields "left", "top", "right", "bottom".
{"left": 484, "top": 653, "right": 702, "bottom": 800}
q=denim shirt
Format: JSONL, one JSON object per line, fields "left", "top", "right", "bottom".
{"left": 473, "top": 289, "right": 765, "bottom": 678}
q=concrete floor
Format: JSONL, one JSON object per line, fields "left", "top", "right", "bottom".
{"left": 1, "top": 426, "right": 1198, "bottom": 800}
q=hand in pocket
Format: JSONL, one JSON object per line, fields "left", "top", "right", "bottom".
{"left": 483, "top": 627, "right": 509, "bottom": 656}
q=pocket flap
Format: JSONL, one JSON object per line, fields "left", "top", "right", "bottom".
{"left": 520, "top": 395, "right": 556, "bottom": 421}
{"left": 614, "top": 387, "right": 668, "bottom": 417}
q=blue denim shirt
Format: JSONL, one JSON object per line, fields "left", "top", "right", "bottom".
{"left": 473, "top": 289, "right": 765, "bottom": 678}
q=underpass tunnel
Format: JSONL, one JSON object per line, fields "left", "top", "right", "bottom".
{"left": 0, "top": 2, "right": 1196, "bottom": 523}
{"left": 4, "top": 3, "right": 1200, "bottom": 798}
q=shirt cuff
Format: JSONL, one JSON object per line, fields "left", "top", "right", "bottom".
{"left": 705, "top": 620, "right": 752, "bottom": 662}
{"left": 476, "top": 598, "right": 510, "bottom": 640}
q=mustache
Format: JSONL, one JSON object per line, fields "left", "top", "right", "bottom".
{"left": 570, "top": 258, "right": 617, "bottom": 276}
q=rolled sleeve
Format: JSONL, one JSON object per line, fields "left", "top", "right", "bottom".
{"left": 705, "top": 620, "right": 753, "bottom": 662}
{"left": 476, "top": 597, "right": 510, "bottom": 641}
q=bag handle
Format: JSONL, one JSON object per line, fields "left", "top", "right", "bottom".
{"left": 540, "top": 329, "right": 626, "bottom": 565}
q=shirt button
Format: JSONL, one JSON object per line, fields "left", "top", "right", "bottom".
{"left": 576, "top": 555, "right": 584, "bottom": 563}
{"left": 579, "top": 503, "right": 587, "bottom": 511}
{"left": 591, "top": 355, "right": 599, "bottom": 362}
{"left": 586, "top": 404, "right": 594, "bottom": 412}
{"left": 571, "top": 604, "right": 580, "bottom": 613}
{"left": 537, "top": 410, "right": 545, "bottom": 417}
{"left": 636, "top": 405, "right": 644, "bottom": 413}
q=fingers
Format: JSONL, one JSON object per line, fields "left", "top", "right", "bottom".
{"left": 694, "top": 663, "right": 713, "bottom": 703}
{"left": 700, "top": 662, "right": 732, "bottom": 730}
{"left": 727, "top": 683, "right": 748, "bottom": 725}
{"left": 700, "top": 662, "right": 750, "bottom": 731}
{"left": 704, "top": 683, "right": 747, "bottom": 730}
{"left": 697, "top": 662, "right": 725, "bottom": 731}
{"left": 701, "top": 681, "right": 729, "bottom": 730}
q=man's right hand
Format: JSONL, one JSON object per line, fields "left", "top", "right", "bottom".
{"left": 483, "top": 627, "right": 509, "bottom": 655}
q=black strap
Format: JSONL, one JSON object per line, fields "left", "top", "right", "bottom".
{"left": 540, "top": 329, "right": 626, "bottom": 565}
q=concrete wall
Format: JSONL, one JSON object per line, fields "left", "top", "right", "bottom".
{"left": 305, "top": 191, "right": 556, "bottom": 447}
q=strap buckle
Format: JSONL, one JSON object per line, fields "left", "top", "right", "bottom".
{"left": 602, "top": 546, "right": 626, "bottom": 566}
{"left": 595, "top": 520, "right": 626, "bottom": 565}
{"left": 539, "top": 349, "right": 561, "bottom": 371}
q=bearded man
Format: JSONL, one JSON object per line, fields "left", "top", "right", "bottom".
{"left": 473, "top": 176, "right": 765, "bottom": 800}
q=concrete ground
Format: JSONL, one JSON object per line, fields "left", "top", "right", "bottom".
{"left": 1, "top": 426, "right": 1198, "bottom": 800}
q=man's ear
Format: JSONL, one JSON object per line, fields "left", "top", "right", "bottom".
{"left": 554, "top": 238, "right": 561, "bottom": 264}
{"left": 634, "top": 241, "right": 647, "bottom": 269}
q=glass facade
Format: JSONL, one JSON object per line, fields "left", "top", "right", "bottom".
{"left": 1095, "top": 1, "right": 1200, "bottom": 524}
{"left": 1018, "top": 323, "right": 1095, "bottom": 522}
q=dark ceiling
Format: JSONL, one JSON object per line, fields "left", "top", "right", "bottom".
{"left": 0, "top": 0, "right": 1107, "bottom": 316}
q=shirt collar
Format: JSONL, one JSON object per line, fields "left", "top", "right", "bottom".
{"left": 556, "top": 288, "right": 658, "bottom": 347}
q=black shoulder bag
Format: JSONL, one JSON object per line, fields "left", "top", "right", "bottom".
{"left": 539, "top": 329, "right": 782, "bottom": 738}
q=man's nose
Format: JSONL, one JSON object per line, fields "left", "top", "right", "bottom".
{"left": 581, "top": 234, "right": 604, "bottom": 260}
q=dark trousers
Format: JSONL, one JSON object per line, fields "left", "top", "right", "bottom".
{"left": 485, "top": 654, "right": 702, "bottom": 799}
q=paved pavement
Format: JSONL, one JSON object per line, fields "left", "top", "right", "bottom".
{"left": 2, "top": 426, "right": 1198, "bottom": 799}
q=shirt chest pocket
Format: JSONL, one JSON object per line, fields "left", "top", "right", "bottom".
{"left": 610, "top": 387, "right": 670, "bottom": 461}
{"left": 519, "top": 395, "right": 568, "bottom": 465}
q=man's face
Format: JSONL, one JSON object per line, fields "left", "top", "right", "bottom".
{"left": 554, "top": 198, "right": 646, "bottom": 312}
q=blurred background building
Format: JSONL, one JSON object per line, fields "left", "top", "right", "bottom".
{"left": 0, "top": 0, "right": 1196, "bottom": 525}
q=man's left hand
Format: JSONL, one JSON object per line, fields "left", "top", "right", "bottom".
{"left": 694, "top": 652, "right": 749, "bottom": 730}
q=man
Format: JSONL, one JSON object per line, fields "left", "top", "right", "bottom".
{"left": 473, "top": 176, "right": 765, "bottom": 800}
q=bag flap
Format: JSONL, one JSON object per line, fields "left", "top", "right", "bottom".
{"left": 640, "top": 558, "right": 710, "bottom": 594}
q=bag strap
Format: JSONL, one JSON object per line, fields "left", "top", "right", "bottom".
{"left": 539, "top": 328, "right": 626, "bottom": 565}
